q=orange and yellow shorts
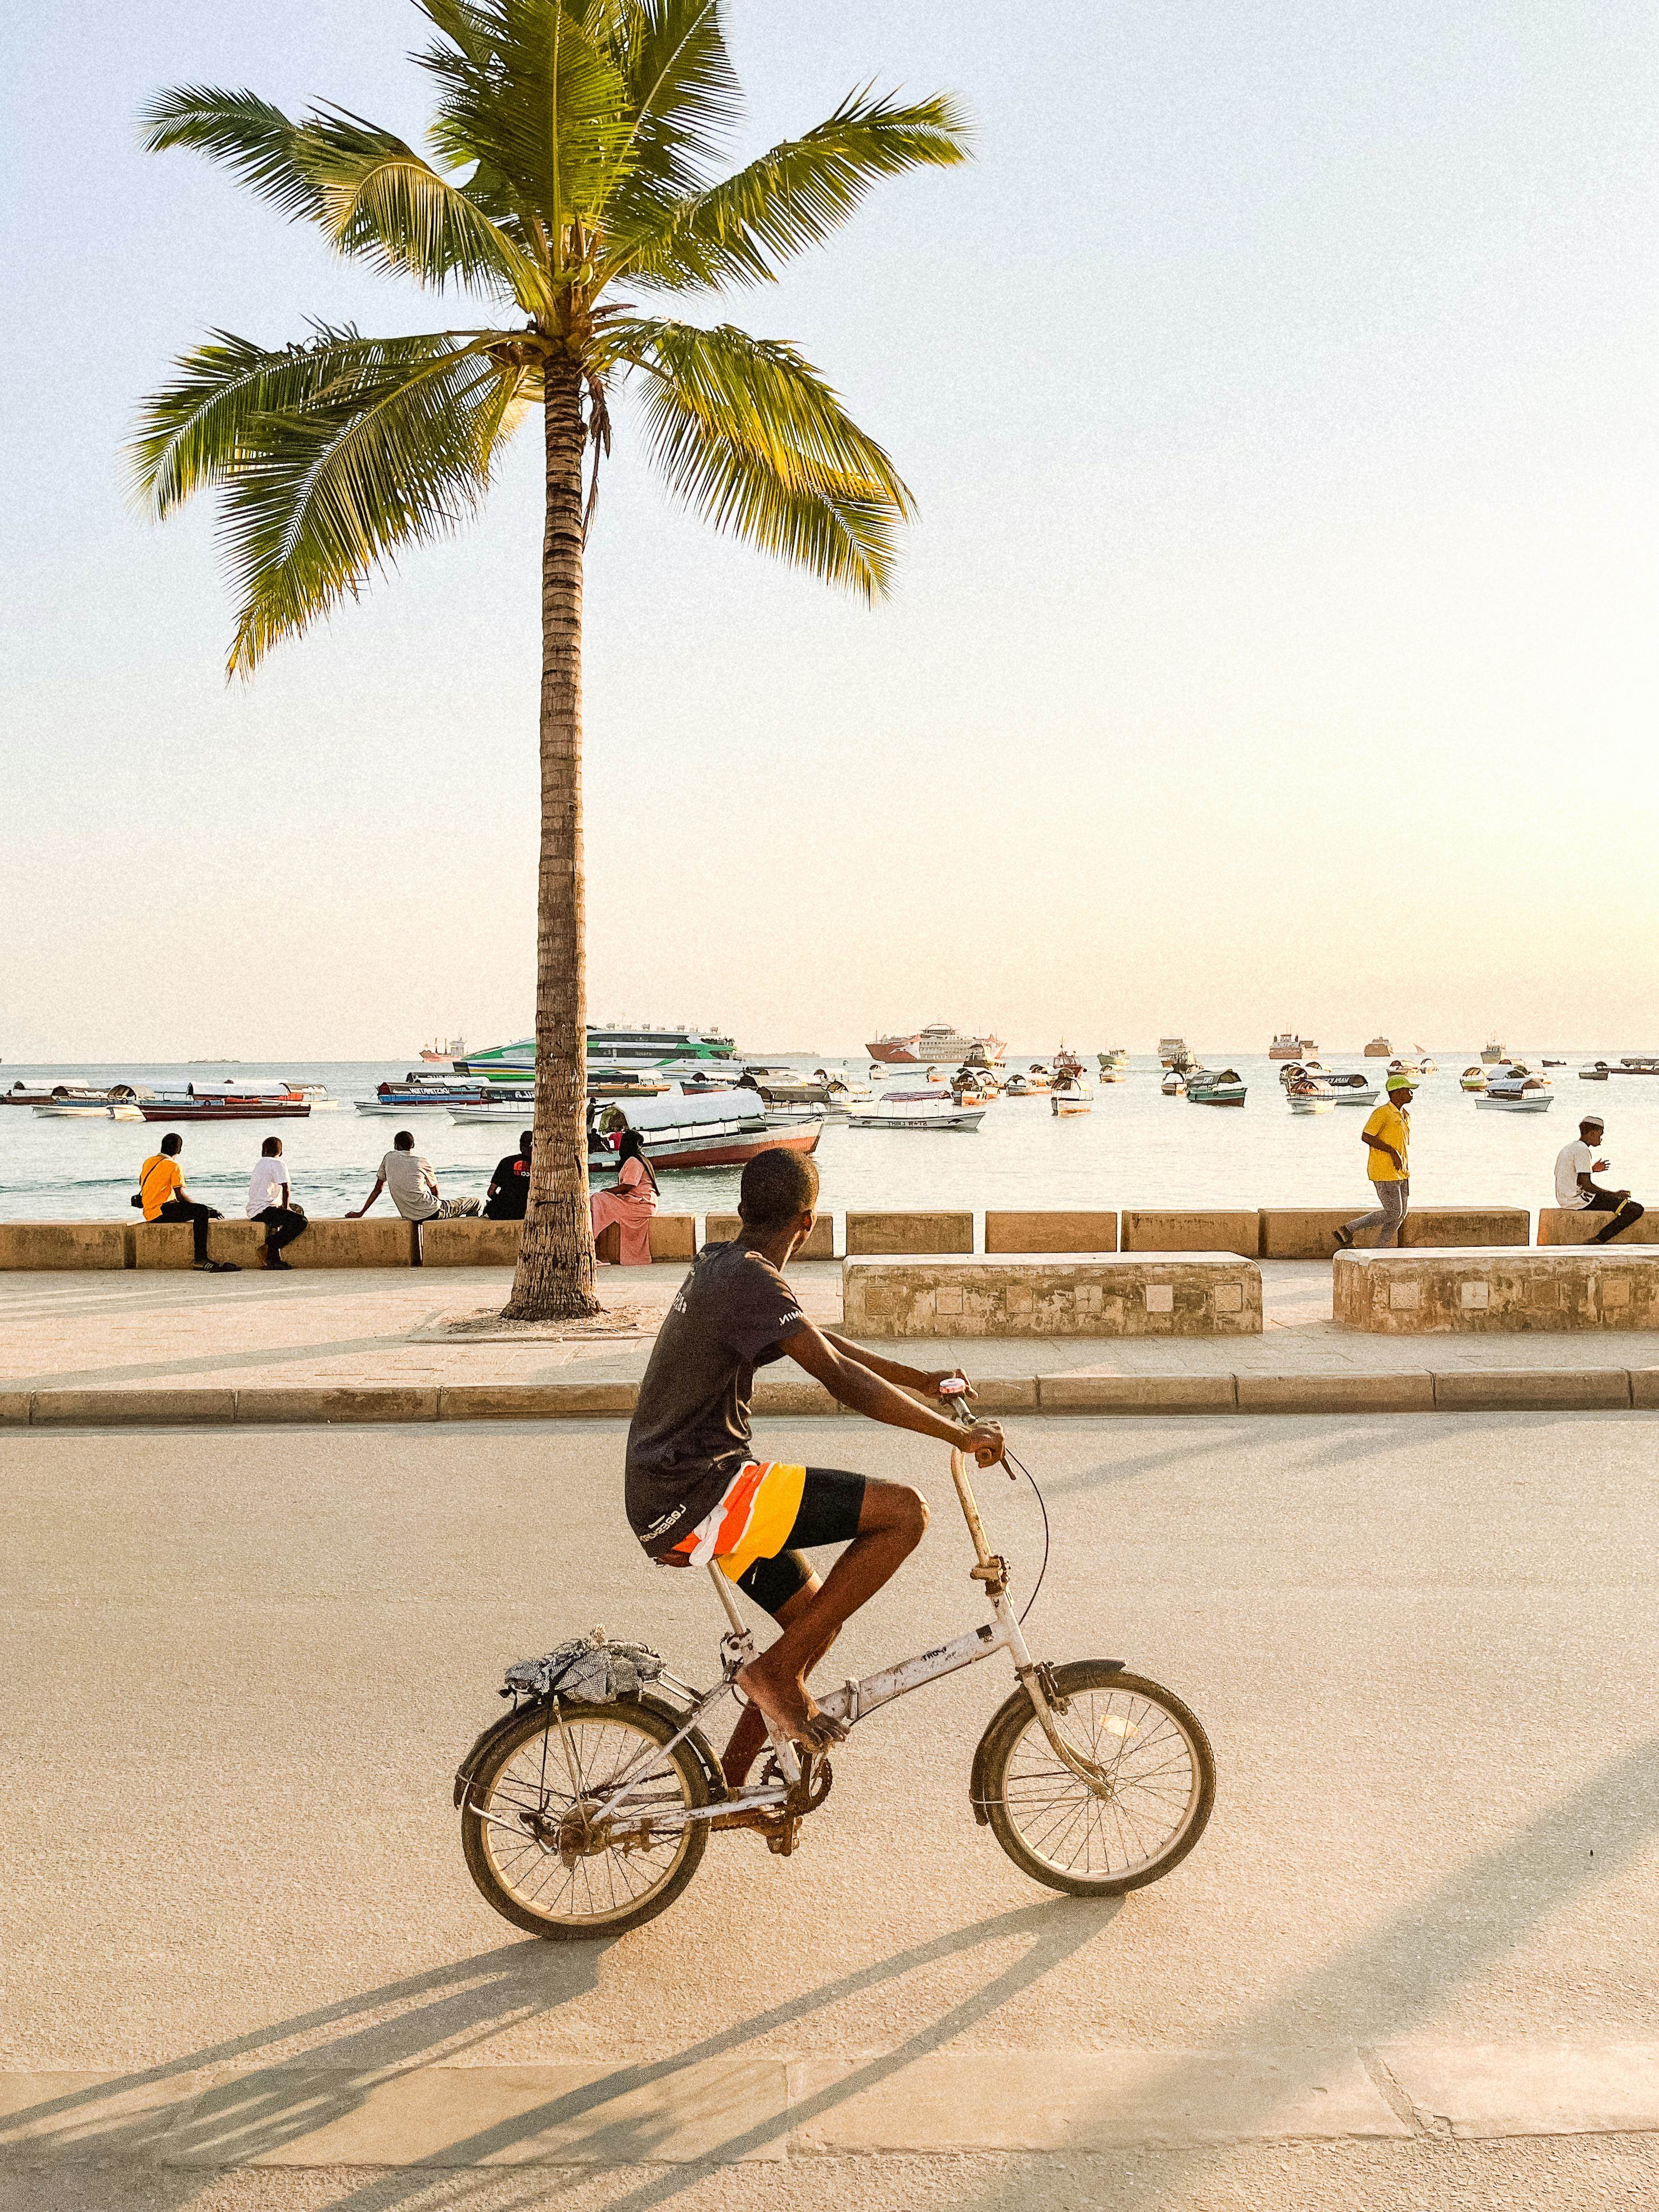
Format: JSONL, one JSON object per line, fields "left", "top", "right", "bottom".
{"left": 670, "top": 1460, "right": 808, "bottom": 1584}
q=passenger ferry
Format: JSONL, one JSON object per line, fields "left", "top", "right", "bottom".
{"left": 456, "top": 1024, "right": 736, "bottom": 1082}
{"left": 866, "top": 1021, "right": 1006, "bottom": 1067}
{"left": 1269, "top": 1032, "right": 1318, "bottom": 1060}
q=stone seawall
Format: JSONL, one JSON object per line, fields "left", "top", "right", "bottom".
{"left": 0, "top": 1203, "right": 1544, "bottom": 1268}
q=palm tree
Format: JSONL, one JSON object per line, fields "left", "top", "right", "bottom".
{"left": 133, "top": 1, "right": 968, "bottom": 1318}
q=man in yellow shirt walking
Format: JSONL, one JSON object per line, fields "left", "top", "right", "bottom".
{"left": 1333, "top": 1070, "right": 1417, "bottom": 1250}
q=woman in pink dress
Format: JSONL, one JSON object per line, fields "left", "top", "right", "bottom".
{"left": 590, "top": 1130, "right": 659, "bottom": 1265}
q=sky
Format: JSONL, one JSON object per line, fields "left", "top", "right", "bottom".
{"left": 4, "top": 1, "right": 1658, "bottom": 1062}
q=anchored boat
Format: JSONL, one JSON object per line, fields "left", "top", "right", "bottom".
{"left": 1186, "top": 1069, "right": 1247, "bottom": 1106}
{"left": 1476, "top": 1064, "right": 1553, "bottom": 1112}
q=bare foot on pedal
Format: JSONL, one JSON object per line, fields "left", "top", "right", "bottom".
{"left": 736, "top": 1653, "right": 847, "bottom": 1752}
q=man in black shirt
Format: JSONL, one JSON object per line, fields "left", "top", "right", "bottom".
{"left": 626, "top": 1148, "right": 1003, "bottom": 1783}
{"left": 483, "top": 1130, "right": 533, "bottom": 1221}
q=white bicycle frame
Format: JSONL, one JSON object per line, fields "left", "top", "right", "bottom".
{"left": 574, "top": 1437, "right": 1113, "bottom": 1838}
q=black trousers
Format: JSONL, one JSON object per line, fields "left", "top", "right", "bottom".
{"left": 1589, "top": 1197, "right": 1646, "bottom": 1244}
{"left": 156, "top": 1198, "right": 216, "bottom": 1261}
{"left": 253, "top": 1205, "right": 308, "bottom": 1255}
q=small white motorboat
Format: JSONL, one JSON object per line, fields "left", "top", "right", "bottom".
{"left": 1287, "top": 1086, "right": 1334, "bottom": 1114}
{"left": 848, "top": 1103, "right": 985, "bottom": 1132}
{"left": 1161, "top": 1070, "right": 1185, "bottom": 1096}
{"left": 1477, "top": 1064, "right": 1553, "bottom": 1112}
{"left": 1051, "top": 1079, "right": 1093, "bottom": 1115}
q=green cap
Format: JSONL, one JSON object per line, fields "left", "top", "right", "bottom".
{"left": 1386, "top": 1070, "right": 1417, "bottom": 1093}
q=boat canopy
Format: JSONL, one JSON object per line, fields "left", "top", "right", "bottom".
{"left": 612, "top": 1089, "right": 769, "bottom": 1131}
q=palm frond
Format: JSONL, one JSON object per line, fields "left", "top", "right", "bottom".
{"left": 417, "top": 0, "right": 634, "bottom": 248}
{"left": 133, "top": 326, "right": 527, "bottom": 672}
{"left": 608, "top": 316, "right": 914, "bottom": 599}
{"left": 611, "top": 85, "right": 971, "bottom": 292}
{"left": 304, "top": 122, "right": 552, "bottom": 309}
{"left": 140, "top": 86, "right": 324, "bottom": 221}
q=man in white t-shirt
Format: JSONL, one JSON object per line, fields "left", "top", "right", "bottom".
{"left": 349, "top": 1129, "right": 480, "bottom": 1226}
{"left": 1554, "top": 1115, "right": 1644, "bottom": 1244}
{"left": 246, "top": 1136, "right": 308, "bottom": 1269}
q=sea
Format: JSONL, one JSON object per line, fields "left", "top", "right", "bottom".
{"left": 3, "top": 1051, "right": 1652, "bottom": 1230}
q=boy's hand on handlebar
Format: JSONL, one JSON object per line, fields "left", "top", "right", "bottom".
{"left": 964, "top": 1419, "right": 1006, "bottom": 1471}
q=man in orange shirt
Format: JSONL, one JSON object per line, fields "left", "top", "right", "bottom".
{"left": 138, "top": 1132, "right": 238, "bottom": 1272}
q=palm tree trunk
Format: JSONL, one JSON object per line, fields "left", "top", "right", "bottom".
{"left": 503, "top": 354, "right": 599, "bottom": 1320}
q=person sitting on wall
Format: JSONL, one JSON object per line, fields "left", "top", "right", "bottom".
{"left": 484, "top": 1131, "right": 534, "bottom": 1221}
{"left": 590, "top": 1128, "right": 659, "bottom": 1265}
{"left": 349, "top": 1130, "right": 480, "bottom": 1222}
{"left": 137, "top": 1132, "right": 238, "bottom": 1272}
{"left": 246, "top": 1135, "right": 308, "bottom": 1270}
{"left": 1555, "top": 1115, "right": 1646, "bottom": 1244}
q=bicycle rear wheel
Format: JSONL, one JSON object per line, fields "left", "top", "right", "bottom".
{"left": 979, "top": 1663, "right": 1213, "bottom": 1896}
{"left": 461, "top": 1697, "right": 711, "bottom": 1939}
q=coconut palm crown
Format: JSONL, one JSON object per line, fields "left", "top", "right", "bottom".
{"left": 133, "top": 0, "right": 969, "bottom": 1318}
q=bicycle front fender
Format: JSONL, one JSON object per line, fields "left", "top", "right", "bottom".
{"left": 968, "top": 1659, "right": 1125, "bottom": 1825}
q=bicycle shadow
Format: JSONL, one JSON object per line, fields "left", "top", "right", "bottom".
{"left": 0, "top": 1938, "right": 599, "bottom": 2181}
{"left": 0, "top": 1894, "right": 1111, "bottom": 2193}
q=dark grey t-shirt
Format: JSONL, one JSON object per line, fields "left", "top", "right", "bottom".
{"left": 625, "top": 1241, "right": 807, "bottom": 1560}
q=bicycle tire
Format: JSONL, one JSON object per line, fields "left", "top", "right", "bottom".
{"left": 979, "top": 1662, "right": 1214, "bottom": 1897}
{"left": 461, "top": 1695, "right": 711, "bottom": 1940}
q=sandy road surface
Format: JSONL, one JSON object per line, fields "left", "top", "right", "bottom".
{"left": 5, "top": 1412, "right": 1659, "bottom": 2208}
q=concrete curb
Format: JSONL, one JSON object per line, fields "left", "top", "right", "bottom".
{"left": 8, "top": 1370, "right": 1659, "bottom": 1426}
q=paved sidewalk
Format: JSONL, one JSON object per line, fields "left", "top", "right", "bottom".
{"left": 3, "top": 1261, "right": 1658, "bottom": 1403}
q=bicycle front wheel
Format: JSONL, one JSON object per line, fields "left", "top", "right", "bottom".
{"left": 461, "top": 1697, "right": 711, "bottom": 1940}
{"left": 980, "top": 1663, "right": 1214, "bottom": 1896}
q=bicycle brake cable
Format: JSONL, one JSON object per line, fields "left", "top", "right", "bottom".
{"left": 1001, "top": 1444, "right": 1050, "bottom": 1626}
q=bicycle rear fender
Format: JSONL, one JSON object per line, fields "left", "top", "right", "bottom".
{"left": 453, "top": 1690, "right": 724, "bottom": 1810}
{"left": 968, "top": 1659, "right": 1125, "bottom": 1825}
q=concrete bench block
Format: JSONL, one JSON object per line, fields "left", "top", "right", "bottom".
{"left": 984, "top": 1211, "right": 1119, "bottom": 1254}
{"left": 1259, "top": 1210, "right": 1362, "bottom": 1260}
{"left": 1120, "top": 1210, "right": 1260, "bottom": 1258}
{"left": 592, "top": 1214, "right": 699, "bottom": 1265}
{"left": 844, "top": 1254, "right": 1261, "bottom": 1339}
{"left": 703, "top": 1213, "right": 834, "bottom": 1259}
{"left": 1037, "top": 1373, "right": 1238, "bottom": 1413}
{"left": 1398, "top": 1207, "right": 1530, "bottom": 1249}
{"left": 846, "top": 1211, "right": 974, "bottom": 1256}
{"left": 291, "top": 1218, "right": 417, "bottom": 1268}
{"left": 1538, "top": 1208, "right": 1659, "bottom": 1246}
{"left": 1335, "top": 1249, "right": 1659, "bottom": 1333}
{"left": 0, "top": 1222, "right": 132, "bottom": 1270}
{"left": 134, "top": 1219, "right": 268, "bottom": 1270}
{"left": 419, "top": 1219, "right": 521, "bottom": 1265}
{"left": 1, "top": 1392, "right": 34, "bottom": 1425}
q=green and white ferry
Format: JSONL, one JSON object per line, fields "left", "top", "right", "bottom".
{"left": 456, "top": 1024, "right": 736, "bottom": 1083}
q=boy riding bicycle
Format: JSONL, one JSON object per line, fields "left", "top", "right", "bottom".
{"left": 625, "top": 1148, "right": 1005, "bottom": 1785}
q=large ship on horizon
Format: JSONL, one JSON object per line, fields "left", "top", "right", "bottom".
{"left": 866, "top": 1021, "right": 1006, "bottom": 1066}
{"left": 456, "top": 1024, "right": 736, "bottom": 1082}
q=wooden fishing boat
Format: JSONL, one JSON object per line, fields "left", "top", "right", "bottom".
{"left": 139, "top": 1083, "right": 310, "bottom": 1121}
{"left": 1186, "top": 1069, "right": 1247, "bottom": 1106}
{"left": 1050, "top": 1078, "right": 1093, "bottom": 1115}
